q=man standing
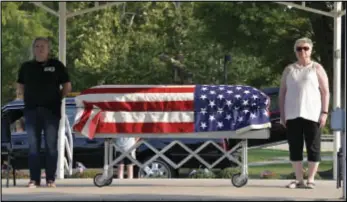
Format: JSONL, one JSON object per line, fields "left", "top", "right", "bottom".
{"left": 17, "top": 37, "right": 72, "bottom": 188}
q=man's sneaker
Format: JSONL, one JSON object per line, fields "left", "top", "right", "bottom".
{"left": 27, "top": 181, "right": 40, "bottom": 188}
{"left": 46, "top": 181, "right": 56, "bottom": 188}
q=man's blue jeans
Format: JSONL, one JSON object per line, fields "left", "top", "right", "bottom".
{"left": 24, "top": 107, "right": 60, "bottom": 183}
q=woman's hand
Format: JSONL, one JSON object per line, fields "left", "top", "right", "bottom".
{"left": 280, "top": 117, "right": 286, "bottom": 128}
{"left": 319, "top": 113, "right": 328, "bottom": 128}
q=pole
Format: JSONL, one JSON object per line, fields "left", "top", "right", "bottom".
{"left": 343, "top": 6, "right": 346, "bottom": 199}
{"left": 56, "top": 1, "right": 67, "bottom": 180}
{"left": 333, "top": 2, "right": 342, "bottom": 181}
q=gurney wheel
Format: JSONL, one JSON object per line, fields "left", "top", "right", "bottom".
{"left": 93, "top": 173, "right": 112, "bottom": 187}
{"left": 105, "top": 178, "right": 113, "bottom": 186}
{"left": 231, "top": 173, "right": 248, "bottom": 188}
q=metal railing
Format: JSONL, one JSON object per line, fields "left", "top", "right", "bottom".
{"left": 64, "top": 115, "right": 73, "bottom": 176}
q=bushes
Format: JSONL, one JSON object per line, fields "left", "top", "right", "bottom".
{"left": 188, "top": 169, "right": 216, "bottom": 179}
{"left": 215, "top": 167, "right": 240, "bottom": 178}
{"left": 259, "top": 170, "right": 279, "bottom": 179}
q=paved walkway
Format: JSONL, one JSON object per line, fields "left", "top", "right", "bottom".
{"left": 2, "top": 179, "right": 344, "bottom": 201}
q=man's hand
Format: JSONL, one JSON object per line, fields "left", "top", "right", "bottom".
{"left": 61, "top": 82, "right": 72, "bottom": 98}
{"left": 319, "top": 113, "right": 328, "bottom": 128}
{"left": 16, "top": 83, "right": 24, "bottom": 100}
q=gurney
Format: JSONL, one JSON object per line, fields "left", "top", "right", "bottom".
{"left": 72, "top": 84, "right": 272, "bottom": 188}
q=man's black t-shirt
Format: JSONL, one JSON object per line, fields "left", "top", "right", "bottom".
{"left": 17, "top": 58, "right": 70, "bottom": 117}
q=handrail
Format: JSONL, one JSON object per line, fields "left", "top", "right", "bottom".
{"left": 64, "top": 114, "right": 74, "bottom": 176}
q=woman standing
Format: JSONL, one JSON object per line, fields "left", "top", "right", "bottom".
{"left": 115, "top": 137, "right": 139, "bottom": 179}
{"left": 279, "top": 37, "right": 330, "bottom": 189}
{"left": 16, "top": 37, "right": 72, "bottom": 188}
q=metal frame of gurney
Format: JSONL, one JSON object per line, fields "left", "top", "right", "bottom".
{"left": 75, "top": 128, "right": 270, "bottom": 188}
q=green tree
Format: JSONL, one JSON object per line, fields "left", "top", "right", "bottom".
{"left": 1, "top": 2, "right": 53, "bottom": 104}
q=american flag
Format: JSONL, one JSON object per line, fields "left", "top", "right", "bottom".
{"left": 72, "top": 85, "right": 271, "bottom": 139}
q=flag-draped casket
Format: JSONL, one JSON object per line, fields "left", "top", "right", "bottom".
{"left": 72, "top": 85, "right": 272, "bottom": 139}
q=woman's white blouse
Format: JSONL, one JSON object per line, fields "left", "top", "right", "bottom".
{"left": 285, "top": 62, "right": 321, "bottom": 123}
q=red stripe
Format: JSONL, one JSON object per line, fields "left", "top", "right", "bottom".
{"left": 82, "top": 100, "right": 193, "bottom": 111}
{"left": 73, "top": 108, "right": 92, "bottom": 133}
{"left": 87, "top": 111, "right": 102, "bottom": 139}
{"left": 95, "top": 122, "right": 194, "bottom": 134}
{"left": 81, "top": 87, "right": 195, "bottom": 95}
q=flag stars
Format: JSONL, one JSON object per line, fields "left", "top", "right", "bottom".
{"left": 200, "top": 108, "right": 207, "bottom": 115}
{"left": 242, "top": 109, "right": 249, "bottom": 114}
{"left": 234, "top": 94, "right": 241, "bottom": 99}
{"left": 200, "top": 122, "right": 207, "bottom": 129}
{"left": 217, "top": 122, "right": 224, "bottom": 128}
{"left": 200, "top": 94, "right": 207, "bottom": 100}
{"left": 208, "top": 100, "right": 216, "bottom": 108}
{"left": 217, "top": 107, "right": 224, "bottom": 114}
{"left": 217, "top": 94, "right": 224, "bottom": 100}
{"left": 242, "top": 100, "right": 249, "bottom": 106}
{"left": 209, "top": 115, "right": 215, "bottom": 121}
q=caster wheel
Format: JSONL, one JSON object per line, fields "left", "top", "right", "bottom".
{"left": 105, "top": 177, "right": 113, "bottom": 186}
{"left": 231, "top": 173, "right": 248, "bottom": 188}
{"left": 93, "top": 173, "right": 111, "bottom": 188}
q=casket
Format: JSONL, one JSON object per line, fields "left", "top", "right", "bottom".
{"left": 72, "top": 85, "right": 271, "bottom": 139}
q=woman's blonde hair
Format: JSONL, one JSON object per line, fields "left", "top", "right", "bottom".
{"left": 30, "top": 36, "right": 52, "bottom": 60}
{"left": 293, "top": 37, "right": 313, "bottom": 52}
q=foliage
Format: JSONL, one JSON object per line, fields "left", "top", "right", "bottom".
{"left": 215, "top": 167, "right": 240, "bottom": 179}
{"left": 1, "top": 2, "right": 343, "bottom": 106}
{"left": 1, "top": 2, "right": 53, "bottom": 104}
{"left": 188, "top": 168, "right": 216, "bottom": 179}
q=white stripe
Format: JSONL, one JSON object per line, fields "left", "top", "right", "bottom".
{"left": 80, "top": 108, "right": 101, "bottom": 137}
{"left": 91, "top": 85, "right": 195, "bottom": 89}
{"left": 73, "top": 107, "right": 85, "bottom": 125}
{"left": 75, "top": 92, "right": 194, "bottom": 104}
{"left": 102, "top": 111, "right": 194, "bottom": 123}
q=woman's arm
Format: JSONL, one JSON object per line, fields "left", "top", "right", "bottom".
{"left": 279, "top": 66, "right": 290, "bottom": 126}
{"left": 316, "top": 64, "right": 330, "bottom": 113}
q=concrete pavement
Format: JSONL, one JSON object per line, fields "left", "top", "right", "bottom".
{"left": 2, "top": 179, "right": 343, "bottom": 201}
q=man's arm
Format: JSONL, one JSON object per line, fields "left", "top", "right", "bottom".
{"left": 316, "top": 64, "right": 330, "bottom": 113}
{"left": 16, "top": 63, "right": 25, "bottom": 100}
{"left": 279, "top": 66, "right": 290, "bottom": 125}
{"left": 61, "top": 82, "right": 72, "bottom": 97}
{"left": 57, "top": 60, "right": 72, "bottom": 97}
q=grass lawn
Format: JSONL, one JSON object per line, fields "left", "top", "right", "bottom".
{"left": 247, "top": 161, "right": 333, "bottom": 179}
{"left": 247, "top": 148, "right": 333, "bottom": 163}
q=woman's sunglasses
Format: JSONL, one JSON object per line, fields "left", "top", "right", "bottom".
{"left": 296, "top": 46, "right": 310, "bottom": 52}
